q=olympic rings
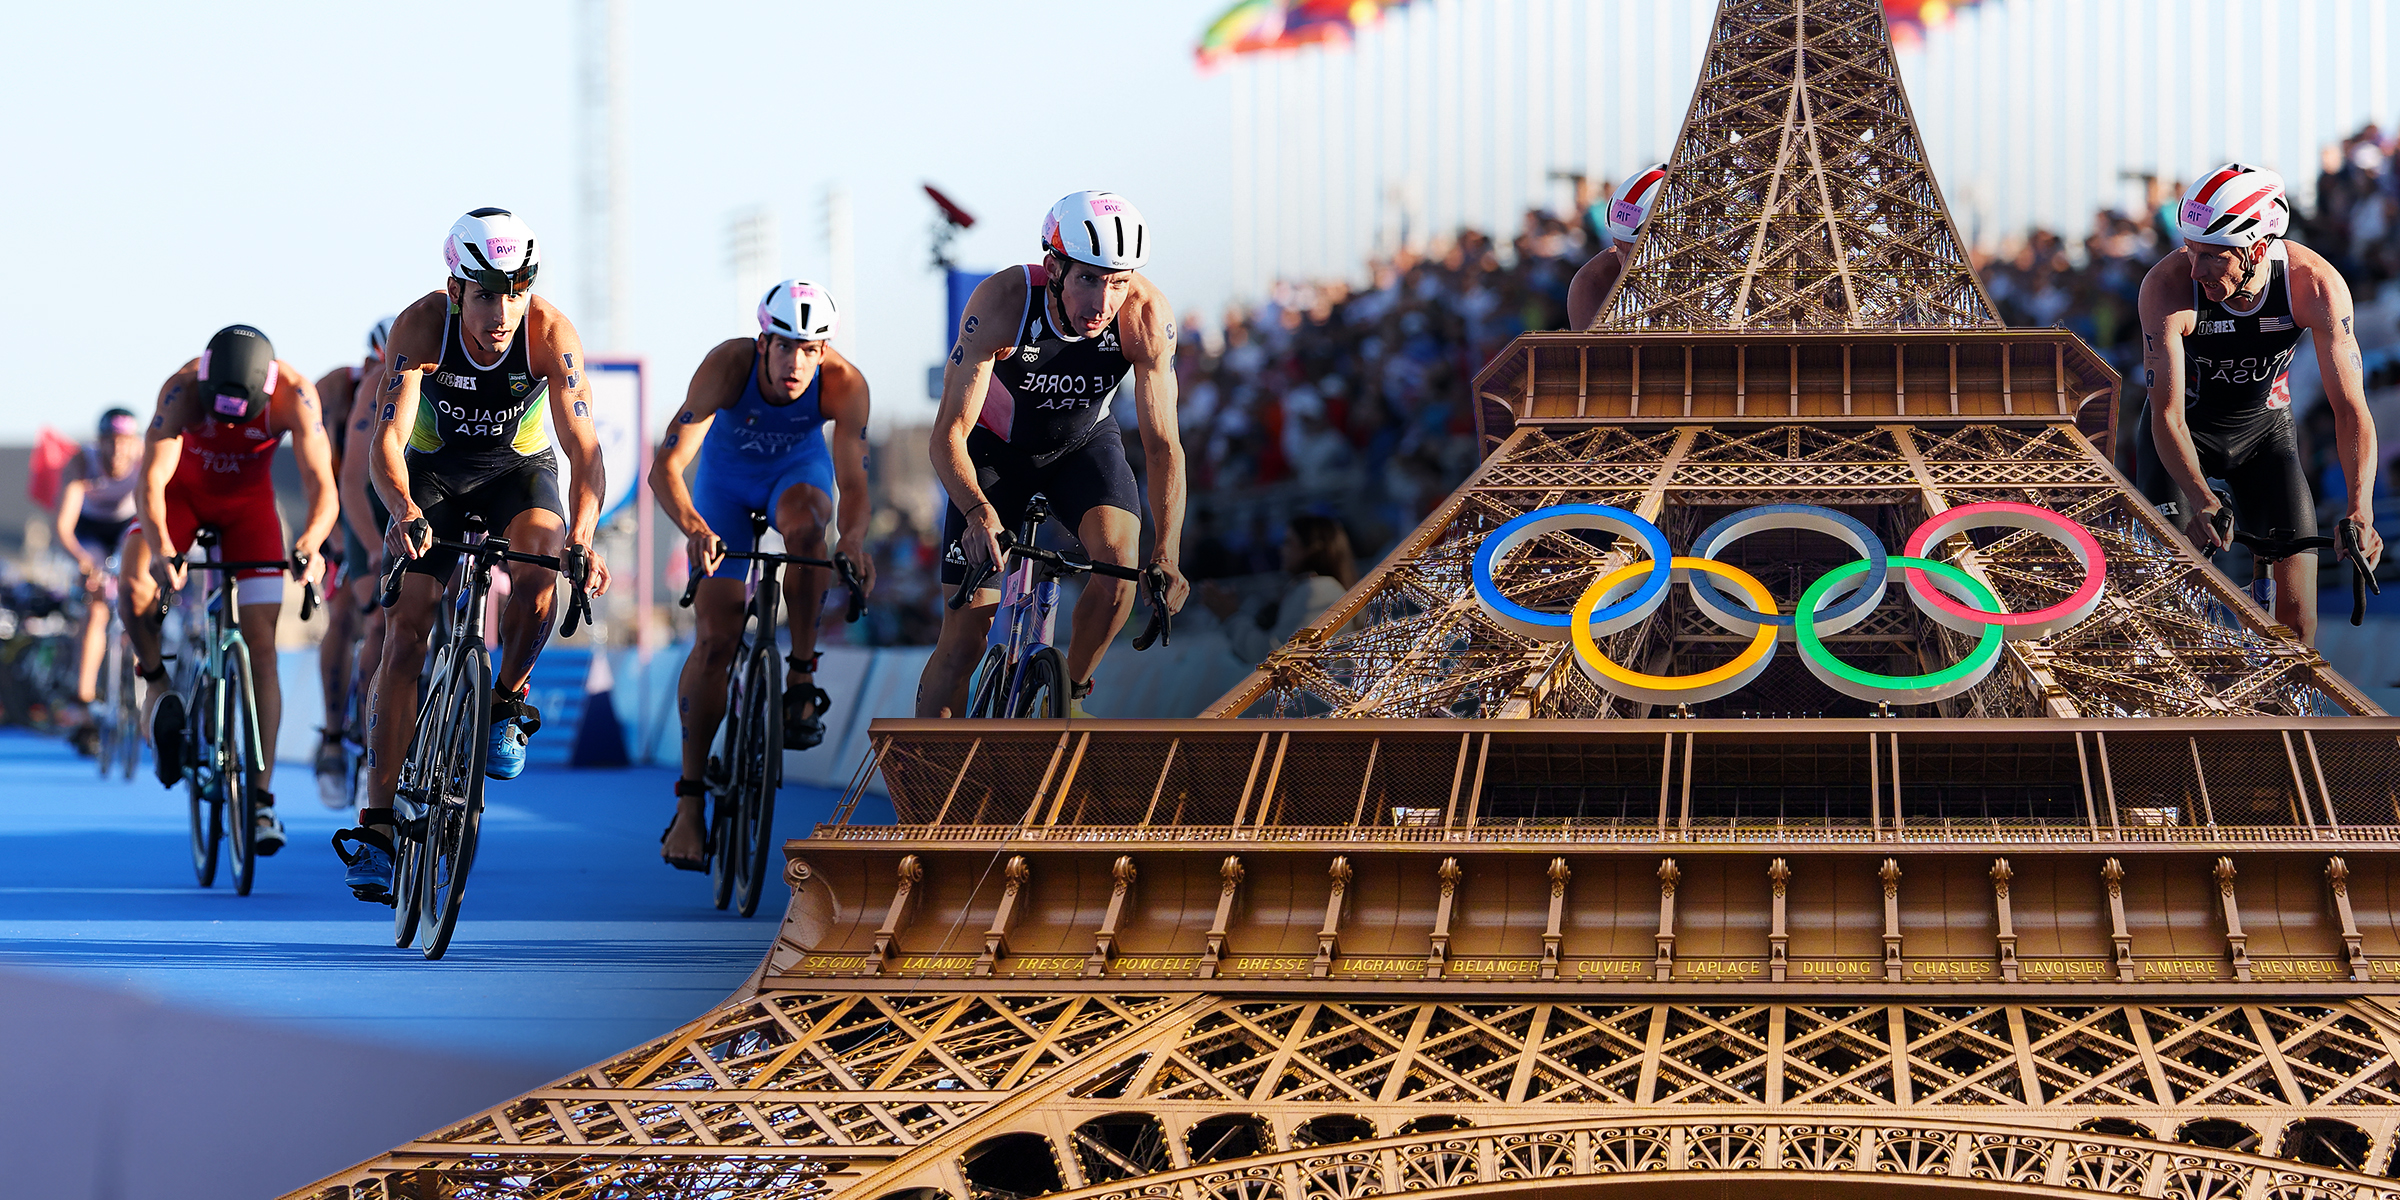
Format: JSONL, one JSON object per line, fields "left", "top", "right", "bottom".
{"left": 1900, "top": 501, "right": 2107, "bottom": 641}
{"left": 1470, "top": 504, "right": 1676, "bottom": 639}
{"left": 1465, "top": 497, "right": 2108, "bottom": 706}
{"left": 1687, "top": 503, "right": 1888, "bottom": 639}
{"left": 1795, "top": 557, "right": 2007, "bottom": 703}
{"left": 1570, "top": 557, "right": 1780, "bottom": 704}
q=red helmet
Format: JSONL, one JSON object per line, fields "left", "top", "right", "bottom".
{"left": 1606, "top": 164, "right": 1670, "bottom": 245}
{"left": 2177, "top": 164, "right": 2290, "bottom": 249}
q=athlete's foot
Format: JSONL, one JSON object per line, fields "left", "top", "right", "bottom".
{"left": 1069, "top": 677, "right": 1096, "bottom": 720}
{"left": 332, "top": 826, "right": 395, "bottom": 905}
{"left": 784, "top": 654, "right": 830, "bottom": 750}
{"left": 150, "top": 692, "right": 186, "bottom": 787}
{"left": 661, "top": 783, "right": 709, "bottom": 872}
{"left": 313, "top": 731, "right": 350, "bottom": 810}
{"left": 487, "top": 688, "right": 541, "bottom": 781}
{"left": 252, "top": 793, "right": 287, "bottom": 857}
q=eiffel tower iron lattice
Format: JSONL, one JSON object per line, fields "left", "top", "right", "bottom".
{"left": 284, "top": 2, "right": 2400, "bottom": 1199}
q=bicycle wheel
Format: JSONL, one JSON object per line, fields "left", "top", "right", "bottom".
{"left": 965, "top": 644, "right": 1009, "bottom": 718}
{"left": 734, "top": 644, "right": 780, "bottom": 918}
{"left": 1009, "top": 646, "right": 1071, "bottom": 719}
{"left": 418, "top": 648, "right": 490, "bottom": 960}
{"left": 707, "top": 651, "right": 754, "bottom": 912}
{"left": 391, "top": 669, "right": 440, "bottom": 948}
{"left": 221, "top": 642, "right": 258, "bottom": 898}
{"left": 184, "top": 679, "right": 220, "bottom": 888}
{"left": 113, "top": 640, "right": 140, "bottom": 781}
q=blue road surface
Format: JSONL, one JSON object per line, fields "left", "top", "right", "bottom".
{"left": 0, "top": 728, "right": 851, "bottom": 1199}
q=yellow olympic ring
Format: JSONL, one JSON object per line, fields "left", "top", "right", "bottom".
{"left": 1569, "top": 557, "right": 1781, "bottom": 705}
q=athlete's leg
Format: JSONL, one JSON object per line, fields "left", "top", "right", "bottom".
{"left": 918, "top": 600, "right": 997, "bottom": 718}
{"left": 367, "top": 575, "right": 442, "bottom": 809}
{"left": 74, "top": 569, "right": 108, "bottom": 704}
{"left": 350, "top": 574, "right": 384, "bottom": 728}
{"left": 2228, "top": 414, "right": 2322, "bottom": 644}
{"left": 773, "top": 478, "right": 835, "bottom": 717}
{"left": 317, "top": 574, "right": 360, "bottom": 736}
{"left": 494, "top": 506, "right": 566, "bottom": 695}
{"left": 1066, "top": 505, "right": 1142, "bottom": 687}
{"left": 236, "top": 596, "right": 282, "bottom": 792}
{"left": 669, "top": 580, "right": 745, "bottom": 864}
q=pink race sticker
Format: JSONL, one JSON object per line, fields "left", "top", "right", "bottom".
{"left": 1610, "top": 199, "right": 1643, "bottom": 230}
{"left": 197, "top": 349, "right": 212, "bottom": 379}
{"left": 213, "top": 393, "right": 249, "bottom": 417}
{"left": 2180, "top": 199, "right": 2215, "bottom": 229}
{"left": 1091, "top": 199, "right": 1125, "bottom": 215}
{"left": 444, "top": 241, "right": 461, "bottom": 271}
{"left": 485, "top": 238, "right": 520, "bottom": 261}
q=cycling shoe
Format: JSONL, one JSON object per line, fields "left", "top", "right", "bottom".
{"left": 332, "top": 827, "right": 395, "bottom": 905}
{"left": 252, "top": 798, "right": 287, "bottom": 857}
{"left": 313, "top": 733, "right": 350, "bottom": 810}
{"left": 486, "top": 691, "right": 542, "bottom": 781}
{"left": 151, "top": 693, "right": 185, "bottom": 787}
{"left": 783, "top": 683, "right": 831, "bottom": 751}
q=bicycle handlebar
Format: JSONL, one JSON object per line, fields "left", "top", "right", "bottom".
{"left": 943, "top": 533, "right": 1171, "bottom": 649}
{"left": 2228, "top": 523, "right": 2380, "bottom": 628}
{"left": 166, "top": 551, "right": 318, "bottom": 622}
{"left": 377, "top": 518, "right": 595, "bottom": 637}
{"left": 676, "top": 542, "right": 866, "bottom": 624}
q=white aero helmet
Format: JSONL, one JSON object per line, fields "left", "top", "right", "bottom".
{"left": 367, "top": 315, "right": 396, "bottom": 357}
{"left": 2177, "top": 164, "right": 2291, "bottom": 249}
{"left": 1606, "top": 164, "right": 1670, "bottom": 245}
{"left": 1043, "top": 191, "right": 1149, "bottom": 271}
{"left": 444, "top": 207, "right": 540, "bottom": 294}
{"left": 759, "top": 279, "right": 838, "bottom": 342}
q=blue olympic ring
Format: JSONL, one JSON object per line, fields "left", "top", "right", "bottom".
{"left": 1470, "top": 504, "right": 1678, "bottom": 639}
{"left": 1685, "top": 504, "right": 1889, "bottom": 639}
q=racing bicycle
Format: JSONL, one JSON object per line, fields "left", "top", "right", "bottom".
{"left": 165, "top": 532, "right": 317, "bottom": 894}
{"left": 675, "top": 512, "right": 865, "bottom": 916}
{"left": 2217, "top": 509, "right": 2382, "bottom": 628}
{"left": 91, "top": 554, "right": 140, "bottom": 781}
{"left": 373, "top": 515, "right": 591, "bottom": 960}
{"left": 946, "top": 493, "right": 1170, "bottom": 718}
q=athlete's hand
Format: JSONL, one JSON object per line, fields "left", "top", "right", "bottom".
{"left": 843, "top": 548, "right": 877, "bottom": 599}
{"left": 1150, "top": 557, "right": 1191, "bottom": 613}
{"left": 154, "top": 554, "right": 188, "bottom": 596}
{"left": 2350, "top": 510, "right": 2386, "bottom": 570}
{"left": 388, "top": 513, "right": 434, "bottom": 561}
{"left": 2185, "top": 503, "right": 2230, "bottom": 554}
{"left": 685, "top": 526, "right": 723, "bottom": 578}
{"left": 962, "top": 506, "right": 1007, "bottom": 576}
{"left": 579, "top": 543, "right": 612, "bottom": 596}
{"left": 288, "top": 542, "right": 322, "bottom": 588}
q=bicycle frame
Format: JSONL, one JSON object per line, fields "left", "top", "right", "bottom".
{"left": 982, "top": 538, "right": 1068, "bottom": 719}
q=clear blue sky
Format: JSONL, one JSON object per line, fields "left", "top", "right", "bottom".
{"left": 0, "top": 0, "right": 1233, "bottom": 441}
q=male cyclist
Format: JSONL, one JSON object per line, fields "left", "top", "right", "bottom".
{"left": 2135, "top": 163, "right": 2384, "bottom": 644}
{"left": 649, "top": 279, "right": 874, "bottom": 870}
{"left": 310, "top": 316, "right": 393, "bottom": 806}
{"left": 1565, "top": 164, "right": 1666, "bottom": 330}
{"left": 334, "top": 208, "right": 612, "bottom": 904}
{"left": 56, "top": 408, "right": 144, "bottom": 754}
{"left": 915, "top": 190, "right": 1190, "bottom": 719}
{"left": 127, "top": 325, "right": 339, "bottom": 856}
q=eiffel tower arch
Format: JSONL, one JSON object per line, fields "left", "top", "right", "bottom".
{"left": 287, "top": 2, "right": 2400, "bottom": 1198}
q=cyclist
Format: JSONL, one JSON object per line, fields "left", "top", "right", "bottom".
{"left": 311, "top": 316, "right": 394, "bottom": 806}
{"left": 914, "top": 190, "right": 1190, "bottom": 720}
{"left": 126, "top": 325, "right": 339, "bottom": 856}
{"left": 336, "top": 207, "right": 613, "bottom": 904}
{"left": 649, "top": 279, "right": 874, "bottom": 870}
{"left": 1565, "top": 163, "right": 1667, "bottom": 330}
{"left": 2135, "top": 163, "right": 2385, "bottom": 644}
{"left": 56, "top": 407, "right": 144, "bottom": 753}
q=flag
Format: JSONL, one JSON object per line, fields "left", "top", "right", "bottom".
{"left": 1196, "top": 0, "right": 1284, "bottom": 66}
{"left": 1885, "top": 0, "right": 1984, "bottom": 51}
{"left": 1196, "top": 0, "right": 1412, "bottom": 67}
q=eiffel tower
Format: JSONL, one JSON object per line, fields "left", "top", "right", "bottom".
{"left": 290, "top": 2, "right": 2400, "bottom": 1198}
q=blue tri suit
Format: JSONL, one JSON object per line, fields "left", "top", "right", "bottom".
{"left": 693, "top": 347, "right": 837, "bottom": 579}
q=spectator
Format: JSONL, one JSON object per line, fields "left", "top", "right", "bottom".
{"left": 1200, "top": 514, "right": 1361, "bottom": 666}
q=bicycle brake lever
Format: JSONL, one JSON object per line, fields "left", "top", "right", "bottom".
{"left": 1131, "top": 565, "right": 1172, "bottom": 651}
{"left": 560, "top": 546, "right": 591, "bottom": 638}
{"left": 839, "top": 554, "right": 865, "bottom": 624}
{"left": 377, "top": 555, "right": 408, "bottom": 610}
{"left": 300, "top": 581, "right": 317, "bottom": 623}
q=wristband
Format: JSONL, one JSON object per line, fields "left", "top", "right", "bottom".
{"left": 967, "top": 500, "right": 994, "bottom": 519}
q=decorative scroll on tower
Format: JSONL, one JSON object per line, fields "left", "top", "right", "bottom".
{"left": 1600, "top": 0, "right": 1999, "bottom": 331}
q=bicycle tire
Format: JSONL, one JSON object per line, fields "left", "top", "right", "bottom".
{"left": 709, "top": 648, "right": 763, "bottom": 912}
{"left": 418, "top": 647, "right": 490, "bottom": 961}
{"left": 185, "top": 678, "right": 219, "bottom": 888}
{"left": 1010, "top": 646, "right": 1070, "bottom": 719}
{"left": 966, "top": 644, "right": 1009, "bottom": 719}
{"left": 735, "top": 643, "right": 780, "bottom": 918}
{"left": 392, "top": 670, "right": 439, "bottom": 948}
{"left": 95, "top": 632, "right": 118, "bottom": 780}
{"left": 222, "top": 643, "right": 258, "bottom": 898}
{"left": 114, "top": 643, "right": 140, "bottom": 781}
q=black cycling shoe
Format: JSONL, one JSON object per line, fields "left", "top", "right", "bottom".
{"left": 151, "top": 693, "right": 185, "bottom": 788}
{"left": 784, "top": 653, "right": 829, "bottom": 750}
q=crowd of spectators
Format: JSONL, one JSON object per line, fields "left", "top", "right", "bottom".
{"left": 853, "top": 127, "right": 2400, "bottom": 644}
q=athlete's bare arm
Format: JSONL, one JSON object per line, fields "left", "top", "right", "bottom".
{"left": 2137, "top": 254, "right": 2220, "bottom": 549}
{"left": 1564, "top": 248, "right": 1624, "bottom": 331}
{"left": 272, "top": 363, "right": 340, "bottom": 585}
{"left": 648, "top": 337, "right": 752, "bottom": 576}
{"left": 530, "top": 297, "right": 611, "bottom": 595}
{"left": 930, "top": 268, "right": 1033, "bottom": 578}
{"left": 819, "top": 345, "right": 877, "bottom": 597}
{"left": 2289, "top": 242, "right": 2385, "bottom": 568}
{"left": 372, "top": 293, "right": 447, "bottom": 559}
{"left": 314, "top": 365, "right": 357, "bottom": 478}
{"left": 138, "top": 364, "right": 203, "bottom": 590}
{"left": 340, "top": 365, "right": 383, "bottom": 552}
{"left": 1118, "top": 278, "right": 1190, "bottom": 611}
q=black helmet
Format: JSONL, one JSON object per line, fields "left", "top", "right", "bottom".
{"left": 98, "top": 407, "right": 139, "bottom": 438}
{"left": 198, "top": 325, "right": 275, "bottom": 421}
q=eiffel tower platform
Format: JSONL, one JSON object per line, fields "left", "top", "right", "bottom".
{"left": 286, "top": 1, "right": 2400, "bottom": 1197}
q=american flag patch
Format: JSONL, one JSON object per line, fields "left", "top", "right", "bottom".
{"left": 2259, "top": 315, "right": 2294, "bottom": 332}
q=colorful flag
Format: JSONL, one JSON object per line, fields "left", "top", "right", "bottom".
{"left": 1885, "top": 0, "right": 1986, "bottom": 51}
{"left": 1196, "top": 0, "right": 1285, "bottom": 66}
{"left": 1196, "top": 0, "right": 1411, "bottom": 66}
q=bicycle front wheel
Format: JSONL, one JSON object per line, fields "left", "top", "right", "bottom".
{"left": 965, "top": 644, "right": 1008, "bottom": 719}
{"left": 221, "top": 643, "right": 259, "bottom": 898}
{"left": 418, "top": 648, "right": 490, "bottom": 960}
{"left": 1010, "top": 646, "right": 1071, "bottom": 719}
{"left": 733, "top": 644, "right": 780, "bottom": 918}
{"left": 113, "top": 642, "right": 140, "bottom": 781}
{"left": 184, "top": 681, "right": 219, "bottom": 888}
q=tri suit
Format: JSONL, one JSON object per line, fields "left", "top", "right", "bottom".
{"left": 66, "top": 445, "right": 139, "bottom": 555}
{"left": 692, "top": 346, "right": 837, "bottom": 579}
{"left": 151, "top": 364, "right": 293, "bottom": 605}
{"left": 2134, "top": 240, "right": 2314, "bottom": 539}
{"left": 940, "top": 263, "right": 1142, "bottom": 584}
{"left": 399, "top": 309, "right": 565, "bottom": 579}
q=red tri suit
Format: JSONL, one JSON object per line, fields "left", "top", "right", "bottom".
{"left": 153, "top": 359, "right": 295, "bottom": 581}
